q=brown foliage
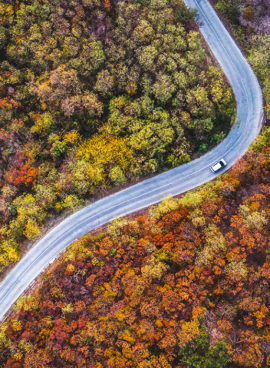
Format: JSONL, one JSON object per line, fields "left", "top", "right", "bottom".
{"left": 0, "top": 136, "right": 269, "bottom": 367}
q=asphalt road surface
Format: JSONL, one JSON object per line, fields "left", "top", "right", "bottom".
{"left": 0, "top": 0, "right": 264, "bottom": 320}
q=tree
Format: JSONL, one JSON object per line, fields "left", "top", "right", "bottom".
{"left": 215, "top": 0, "right": 240, "bottom": 25}
{"left": 95, "top": 69, "right": 115, "bottom": 96}
{"left": 30, "top": 112, "right": 55, "bottom": 135}
{"left": 50, "top": 140, "right": 67, "bottom": 159}
{"left": 152, "top": 73, "right": 176, "bottom": 104}
{"left": 132, "top": 20, "right": 154, "bottom": 46}
{"left": 176, "top": 4, "right": 198, "bottom": 24}
{"left": 5, "top": 153, "right": 38, "bottom": 188}
{"left": 179, "top": 320, "right": 232, "bottom": 368}
{"left": 242, "top": 6, "right": 255, "bottom": 22}
{"left": 109, "top": 166, "right": 127, "bottom": 185}
{"left": 137, "top": 45, "right": 158, "bottom": 71}
{"left": 141, "top": 255, "right": 168, "bottom": 280}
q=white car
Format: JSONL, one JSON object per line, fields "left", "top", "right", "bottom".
{"left": 210, "top": 158, "right": 227, "bottom": 173}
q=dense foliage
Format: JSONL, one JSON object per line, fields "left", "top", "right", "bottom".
{"left": 0, "top": 127, "right": 269, "bottom": 368}
{"left": 214, "top": 0, "right": 270, "bottom": 119}
{"left": 0, "top": 0, "right": 235, "bottom": 275}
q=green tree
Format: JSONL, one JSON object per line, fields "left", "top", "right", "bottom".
{"left": 50, "top": 140, "right": 67, "bottom": 159}
{"left": 176, "top": 4, "right": 198, "bottom": 24}
{"left": 180, "top": 321, "right": 232, "bottom": 368}
{"left": 152, "top": 73, "right": 176, "bottom": 104}
{"left": 137, "top": 45, "right": 158, "bottom": 71}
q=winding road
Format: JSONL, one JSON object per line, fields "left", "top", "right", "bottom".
{"left": 0, "top": 0, "right": 264, "bottom": 321}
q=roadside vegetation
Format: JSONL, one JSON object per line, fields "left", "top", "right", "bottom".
{"left": 0, "top": 0, "right": 235, "bottom": 276}
{"left": 0, "top": 126, "right": 269, "bottom": 367}
{"left": 214, "top": 0, "right": 270, "bottom": 119}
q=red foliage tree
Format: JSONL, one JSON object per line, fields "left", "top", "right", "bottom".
{"left": 5, "top": 153, "right": 38, "bottom": 187}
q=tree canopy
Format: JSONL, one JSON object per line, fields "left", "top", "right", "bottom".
{"left": 0, "top": 0, "right": 235, "bottom": 275}
{"left": 0, "top": 127, "right": 269, "bottom": 368}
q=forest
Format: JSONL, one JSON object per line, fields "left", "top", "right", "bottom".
{"left": 0, "top": 125, "right": 269, "bottom": 367}
{"left": 0, "top": 0, "right": 236, "bottom": 276}
{"left": 1, "top": 1, "right": 269, "bottom": 367}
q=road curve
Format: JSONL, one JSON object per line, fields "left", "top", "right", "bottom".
{"left": 0, "top": 0, "right": 263, "bottom": 320}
